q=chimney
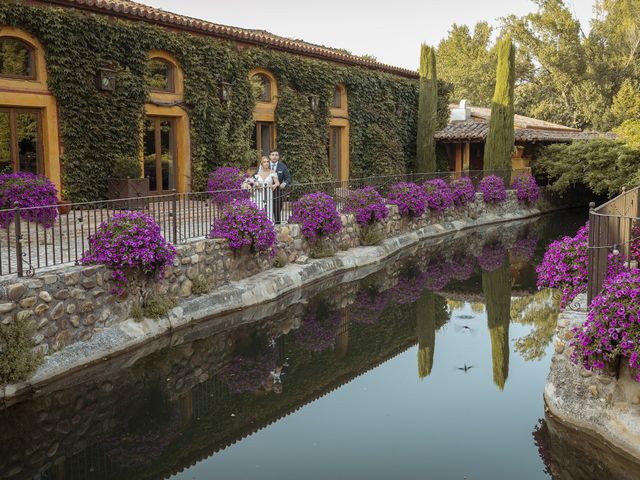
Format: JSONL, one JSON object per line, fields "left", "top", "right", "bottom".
{"left": 450, "top": 99, "right": 471, "bottom": 122}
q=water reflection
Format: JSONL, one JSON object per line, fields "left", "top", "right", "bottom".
{"left": 0, "top": 211, "right": 595, "bottom": 480}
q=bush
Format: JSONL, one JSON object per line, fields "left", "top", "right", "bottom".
{"left": 0, "top": 317, "right": 43, "bottom": 384}
{"left": 536, "top": 224, "right": 588, "bottom": 308}
{"left": 450, "top": 177, "right": 476, "bottom": 206}
{"left": 142, "top": 294, "right": 179, "bottom": 318}
{"left": 274, "top": 251, "right": 288, "bottom": 268}
{"left": 207, "top": 167, "right": 251, "bottom": 205}
{"left": 423, "top": 178, "right": 453, "bottom": 214}
{"left": 570, "top": 268, "right": 640, "bottom": 379}
{"left": 111, "top": 155, "right": 141, "bottom": 179}
{"left": 511, "top": 174, "right": 540, "bottom": 204}
{"left": 81, "top": 211, "right": 176, "bottom": 295}
{"left": 342, "top": 186, "right": 389, "bottom": 227}
{"left": 478, "top": 175, "right": 507, "bottom": 204}
{"left": 386, "top": 182, "right": 427, "bottom": 218}
{"left": 191, "top": 276, "right": 213, "bottom": 294}
{"left": 0, "top": 172, "right": 58, "bottom": 228}
{"left": 289, "top": 192, "right": 342, "bottom": 241}
{"left": 211, "top": 200, "right": 276, "bottom": 253}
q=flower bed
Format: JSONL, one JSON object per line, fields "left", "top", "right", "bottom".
{"left": 511, "top": 174, "right": 540, "bottom": 205}
{"left": 570, "top": 268, "right": 640, "bottom": 379}
{"left": 450, "top": 177, "right": 476, "bottom": 207}
{"left": 423, "top": 179, "right": 453, "bottom": 214}
{"left": 210, "top": 200, "right": 276, "bottom": 254}
{"left": 536, "top": 224, "right": 589, "bottom": 308}
{"left": 207, "top": 167, "right": 251, "bottom": 205}
{"left": 386, "top": 182, "right": 427, "bottom": 218}
{"left": 0, "top": 172, "right": 58, "bottom": 228}
{"left": 289, "top": 192, "right": 342, "bottom": 241}
{"left": 478, "top": 175, "right": 507, "bottom": 204}
{"left": 81, "top": 211, "right": 176, "bottom": 295}
{"left": 342, "top": 186, "right": 389, "bottom": 226}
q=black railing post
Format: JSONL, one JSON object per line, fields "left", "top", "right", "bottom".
{"left": 14, "top": 202, "right": 23, "bottom": 277}
{"left": 172, "top": 189, "right": 178, "bottom": 245}
{"left": 587, "top": 201, "right": 597, "bottom": 304}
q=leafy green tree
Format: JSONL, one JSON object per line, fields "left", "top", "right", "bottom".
{"left": 610, "top": 79, "right": 640, "bottom": 124}
{"left": 613, "top": 119, "right": 640, "bottom": 150}
{"left": 416, "top": 44, "right": 437, "bottom": 173}
{"left": 483, "top": 35, "right": 515, "bottom": 172}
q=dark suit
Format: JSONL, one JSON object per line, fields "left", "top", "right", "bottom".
{"left": 271, "top": 161, "right": 292, "bottom": 224}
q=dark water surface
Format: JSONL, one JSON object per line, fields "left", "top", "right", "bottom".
{"left": 4, "top": 210, "right": 635, "bottom": 480}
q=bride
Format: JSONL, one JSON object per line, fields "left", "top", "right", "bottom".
{"left": 249, "top": 156, "right": 280, "bottom": 223}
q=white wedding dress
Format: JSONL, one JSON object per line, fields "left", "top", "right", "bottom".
{"left": 251, "top": 171, "right": 277, "bottom": 223}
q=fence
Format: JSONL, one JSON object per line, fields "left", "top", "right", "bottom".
{"left": 587, "top": 186, "right": 640, "bottom": 303}
{"left": 0, "top": 169, "right": 528, "bottom": 278}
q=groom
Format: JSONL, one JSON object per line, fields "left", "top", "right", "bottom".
{"left": 268, "top": 149, "right": 292, "bottom": 224}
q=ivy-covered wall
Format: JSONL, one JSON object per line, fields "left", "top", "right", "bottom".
{"left": 0, "top": 2, "right": 451, "bottom": 201}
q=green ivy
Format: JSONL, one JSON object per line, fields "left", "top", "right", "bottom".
{"left": 0, "top": 3, "right": 451, "bottom": 201}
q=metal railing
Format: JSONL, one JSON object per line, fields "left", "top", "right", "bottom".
{"left": 587, "top": 186, "right": 640, "bottom": 303}
{"left": 0, "top": 169, "right": 528, "bottom": 278}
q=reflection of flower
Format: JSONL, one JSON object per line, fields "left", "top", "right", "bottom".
{"left": 477, "top": 244, "right": 507, "bottom": 272}
{"left": 511, "top": 236, "right": 538, "bottom": 262}
{"left": 218, "top": 346, "right": 277, "bottom": 393}
{"left": 391, "top": 270, "right": 426, "bottom": 304}
{"left": 295, "top": 307, "right": 341, "bottom": 352}
{"left": 423, "top": 262, "right": 451, "bottom": 291}
{"left": 446, "top": 256, "right": 475, "bottom": 281}
{"left": 349, "top": 288, "right": 389, "bottom": 324}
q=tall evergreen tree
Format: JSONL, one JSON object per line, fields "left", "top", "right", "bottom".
{"left": 416, "top": 290, "right": 436, "bottom": 379}
{"left": 483, "top": 36, "right": 516, "bottom": 172}
{"left": 416, "top": 44, "right": 438, "bottom": 173}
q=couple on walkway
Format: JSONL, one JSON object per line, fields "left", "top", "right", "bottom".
{"left": 248, "top": 150, "right": 292, "bottom": 225}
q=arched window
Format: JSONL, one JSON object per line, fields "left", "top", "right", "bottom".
{"left": 0, "top": 28, "right": 60, "bottom": 189}
{"left": 0, "top": 37, "right": 34, "bottom": 79}
{"left": 147, "top": 57, "right": 175, "bottom": 92}
{"left": 329, "top": 84, "right": 349, "bottom": 181}
{"left": 249, "top": 69, "right": 278, "bottom": 158}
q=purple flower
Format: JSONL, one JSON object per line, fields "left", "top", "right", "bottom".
{"left": 450, "top": 177, "right": 476, "bottom": 206}
{"left": 0, "top": 172, "right": 58, "bottom": 228}
{"left": 511, "top": 174, "right": 540, "bottom": 204}
{"left": 81, "top": 211, "right": 176, "bottom": 295}
{"left": 478, "top": 175, "right": 507, "bottom": 204}
{"left": 210, "top": 200, "right": 276, "bottom": 254}
{"left": 289, "top": 192, "right": 342, "bottom": 241}
{"left": 342, "top": 186, "right": 389, "bottom": 227}
{"left": 423, "top": 179, "right": 454, "bottom": 214}
{"left": 386, "top": 182, "right": 427, "bottom": 218}
{"left": 207, "top": 167, "right": 251, "bottom": 206}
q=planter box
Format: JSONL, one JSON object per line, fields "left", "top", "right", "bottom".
{"left": 107, "top": 178, "right": 150, "bottom": 210}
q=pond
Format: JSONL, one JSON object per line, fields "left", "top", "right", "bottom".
{"left": 3, "top": 209, "right": 636, "bottom": 480}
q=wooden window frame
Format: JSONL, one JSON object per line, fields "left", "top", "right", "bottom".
{"left": 147, "top": 57, "right": 175, "bottom": 93}
{"left": 144, "top": 116, "right": 177, "bottom": 193}
{"left": 0, "top": 36, "right": 36, "bottom": 81}
{"left": 0, "top": 106, "right": 43, "bottom": 174}
{"left": 254, "top": 121, "right": 275, "bottom": 159}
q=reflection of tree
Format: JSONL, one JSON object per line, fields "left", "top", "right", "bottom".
{"left": 512, "top": 289, "right": 561, "bottom": 361}
{"left": 482, "top": 257, "right": 511, "bottom": 390}
{"left": 447, "top": 299, "right": 465, "bottom": 312}
{"left": 0, "top": 38, "right": 31, "bottom": 76}
{"left": 471, "top": 302, "right": 485, "bottom": 314}
{"left": 415, "top": 291, "right": 450, "bottom": 379}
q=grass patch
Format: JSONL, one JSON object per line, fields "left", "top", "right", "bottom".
{"left": 309, "top": 245, "right": 335, "bottom": 258}
{"left": 274, "top": 252, "right": 288, "bottom": 268}
{"left": 191, "top": 276, "right": 213, "bottom": 295}
{"left": 0, "top": 317, "right": 44, "bottom": 384}
{"left": 131, "top": 294, "right": 179, "bottom": 320}
{"left": 359, "top": 225, "right": 386, "bottom": 246}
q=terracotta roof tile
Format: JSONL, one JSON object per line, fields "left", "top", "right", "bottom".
{"left": 40, "top": 0, "right": 418, "bottom": 78}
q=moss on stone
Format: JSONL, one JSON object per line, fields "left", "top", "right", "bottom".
{"left": 0, "top": 317, "right": 44, "bottom": 384}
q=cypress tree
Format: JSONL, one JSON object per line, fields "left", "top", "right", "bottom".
{"left": 416, "top": 44, "right": 438, "bottom": 173}
{"left": 416, "top": 290, "right": 436, "bottom": 379}
{"left": 483, "top": 36, "right": 516, "bottom": 173}
{"left": 482, "top": 257, "right": 511, "bottom": 390}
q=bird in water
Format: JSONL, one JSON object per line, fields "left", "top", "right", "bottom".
{"left": 454, "top": 324, "right": 476, "bottom": 335}
{"left": 457, "top": 364, "right": 474, "bottom": 373}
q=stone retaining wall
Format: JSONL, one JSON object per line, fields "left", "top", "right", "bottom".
{"left": 0, "top": 190, "right": 531, "bottom": 359}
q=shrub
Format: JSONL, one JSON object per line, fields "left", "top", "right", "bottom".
{"left": 191, "top": 276, "right": 213, "bottom": 294}
{"left": 423, "top": 178, "right": 453, "bottom": 214}
{"left": 477, "top": 244, "right": 507, "bottom": 272}
{"left": 570, "top": 268, "right": 640, "bottom": 379}
{"left": 289, "top": 192, "right": 342, "bottom": 241}
{"left": 207, "top": 167, "right": 251, "bottom": 205}
{"left": 0, "top": 317, "right": 43, "bottom": 384}
{"left": 536, "top": 224, "right": 588, "bottom": 308}
{"left": 81, "top": 211, "right": 176, "bottom": 295}
{"left": 359, "top": 225, "right": 386, "bottom": 246}
{"left": 450, "top": 177, "right": 476, "bottom": 206}
{"left": 386, "top": 182, "right": 427, "bottom": 218}
{"left": 210, "top": 200, "right": 276, "bottom": 254}
{"left": 274, "top": 251, "right": 288, "bottom": 268}
{"left": 478, "top": 175, "right": 507, "bottom": 204}
{"left": 0, "top": 172, "right": 58, "bottom": 228}
{"left": 511, "top": 174, "right": 540, "bottom": 204}
{"left": 111, "top": 155, "right": 141, "bottom": 179}
{"left": 342, "top": 186, "right": 389, "bottom": 226}
{"left": 309, "top": 245, "right": 335, "bottom": 258}
{"left": 143, "top": 294, "right": 179, "bottom": 319}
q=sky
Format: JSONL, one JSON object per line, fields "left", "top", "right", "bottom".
{"left": 141, "top": 0, "right": 597, "bottom": 70}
